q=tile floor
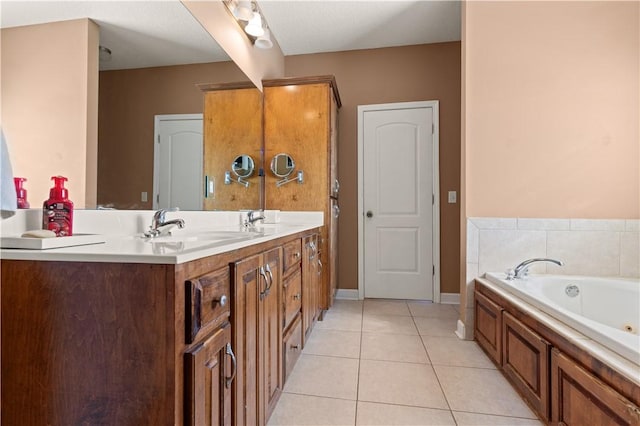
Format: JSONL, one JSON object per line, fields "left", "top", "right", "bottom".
{"left": 268, "top": 299, "right": 542, "bottom": 426}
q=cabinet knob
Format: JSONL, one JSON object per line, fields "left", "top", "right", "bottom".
{"left": 291, "top": 344, "right": 300, "bottom": 351}
{"left": 216, "top": 295, "right": 228, "bottom": 307}
{"left": 293, "top": 293, "right": 301, "bottom": 300}
{"left": 294, "top": 252, "right": 301, "bottom": 259}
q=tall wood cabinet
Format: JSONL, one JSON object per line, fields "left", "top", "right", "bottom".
{"left": 263, "top": 76, "right": 341, "bottom": 313}
{"left": 199, "top": 76, "right": 342, "bottom": 314}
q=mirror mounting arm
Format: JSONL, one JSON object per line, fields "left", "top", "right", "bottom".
{"left": 275, "top": 170, "right": 304, "bottom": 188}
{"left": 225, "top": 171, "right": 250, "bottom": 187}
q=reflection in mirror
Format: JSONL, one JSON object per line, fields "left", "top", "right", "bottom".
{"left": 271, "top": 153, "right": 304, "bottom": 188}
{"left": 232, "top": 154, "right": 255, "bottom": 178}
{"left": 270, "top": 153, "right": 295, "bottom": 178}
{"left": 225, "top": 154, "right": 255, "bottom": 188}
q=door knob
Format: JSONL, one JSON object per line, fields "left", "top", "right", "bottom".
{"left": 366, "top": 211, "right": 373, "bottom": 218}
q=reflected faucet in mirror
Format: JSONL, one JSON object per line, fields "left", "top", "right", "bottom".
{"left": 225, "top": 154, "right": 255, "bottom": 187}
{"left": 271, "top": 153, "right": 304, "bottom": 187}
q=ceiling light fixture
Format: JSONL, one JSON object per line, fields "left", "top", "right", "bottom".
{"left": 99, "top": 45, "right": 112, "bottom": 62}
{"left": 255, "top": 28, "right": 273, "bottom": 49}
{"left": 224, "top": 0, "right": 272, "bottom": 49}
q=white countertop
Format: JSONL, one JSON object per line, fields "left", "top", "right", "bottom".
{"left": 0, "top": 210, "right": 323, "bottom": 264}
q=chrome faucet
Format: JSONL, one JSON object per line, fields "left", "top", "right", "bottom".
{"left": 506, "top": 258, "right": 564, "bottom": 280}
{"left": 144, "top": 208, "right": 185, "bottom": 238}
{"left": 243, "top": 210, "right": 265, "bottom": 228}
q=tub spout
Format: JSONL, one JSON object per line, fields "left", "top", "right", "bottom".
{"left": 506, "top": 258, "right": 564, "bottom": 280}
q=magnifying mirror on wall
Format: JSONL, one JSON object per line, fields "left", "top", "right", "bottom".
{"left": 270, "top": 153, "right": 304, "bottom": 187}
{"left": 225, "top": 154, "right": 255, "bottom": 187}
{"left": 271, "top": 153, "right": 295, "bottom": 178}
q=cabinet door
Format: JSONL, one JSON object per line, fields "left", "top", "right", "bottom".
{"left": 302, "top": 235, "right": 318, "bottom": 342}
{"left": 202, "top": 88, "right": 262, "bottom": 211}
{"left": 185, "top": 323, "right": 234, "bottom": 426}
{"left": 474, "top": 290, "right": 503, "bottom": 364}
{"left": 502, "top": 312, "right": 550, "bottom": 421}
{"left": 232, "top": 254, "right": 261, "bottom": 426}
{"left": 551, "top": 349, "right": 640, "bottom": 425}
{"left": 262, "top": 247, "right": 283, "bottom": 420}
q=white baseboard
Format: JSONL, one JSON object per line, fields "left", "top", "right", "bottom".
{"left": 440, "top": 293, "right": 460, "bottom": 304}
{"left": 335, "top": 289, "right": 360, "bottom": 300}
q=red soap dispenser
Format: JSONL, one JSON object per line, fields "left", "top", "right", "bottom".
{"left": 13, "top": 177, "right": 30, "bottom": 209}
{"left": 42, "top": 176, "right": 74, "bottom": 236}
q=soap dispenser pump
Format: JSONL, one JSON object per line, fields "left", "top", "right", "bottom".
{"left": 42, "top": 176, "right": 74, "bottom": 236}
{"left": 13, "top": 177, "right": 30, "bottom": 209}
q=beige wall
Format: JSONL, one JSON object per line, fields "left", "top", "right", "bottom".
{"left": 98, "top": 42, "right": 462, "bottom": 294}
{"left": 1, "top": 19, "right": 99, "bottom": 208}
{"left": 460, "top": 1, "right": 640, "bottom": 325}
{"left": 464, "top": 1, "right": 639, "bottom": 219}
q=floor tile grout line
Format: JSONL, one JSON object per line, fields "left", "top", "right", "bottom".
{"left": 451, "top": 408, "right": 541, "bottom": 421}
{"left": 353, "top": 298, "right": 365, "bottom": 426}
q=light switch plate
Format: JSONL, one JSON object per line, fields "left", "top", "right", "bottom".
{"left": 448, "top": 191, "right": 457, "bottom": 203}
{"left": 141, "top": 191, "right": 148, "bottom": 202}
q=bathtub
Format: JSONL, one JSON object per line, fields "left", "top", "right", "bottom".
{"left": 484, "top": 272, "right": 640, "bottom": 366}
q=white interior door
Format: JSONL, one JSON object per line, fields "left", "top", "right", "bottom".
{"left": 154, "top": 114, "right": 203, "bottom": 210}
{"left": 361, "top": 104, "right": 436, "bottom": 300}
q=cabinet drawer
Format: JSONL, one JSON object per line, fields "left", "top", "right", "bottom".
{"left": 283, "top": 267, "right": 302, "bottom": 329}
{"left": 283, "top": 313, "right": 303, "bottom": 383}
{"left": 186, "top": 267, "right": 231, "bottom": 344}
{"left": 282, "top": 239, "right": 302, "bottom": 275}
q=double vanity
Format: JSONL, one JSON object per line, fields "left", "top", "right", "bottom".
{"left": 1, "top": 209, "right": 324, "bottom": 425}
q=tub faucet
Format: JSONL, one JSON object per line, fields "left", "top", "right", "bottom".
{"left": 144, "top": 208, "right": 185, "bottom": 238}
{"left": 506, "top": 258, "right": 564, "bottom": 280}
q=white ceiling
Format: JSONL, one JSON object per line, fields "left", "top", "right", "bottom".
{"left": 0, "top": 0, "right": 461, "bottom": 71}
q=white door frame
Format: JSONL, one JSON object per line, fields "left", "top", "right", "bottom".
{"left": 153, "top": 113, "right": 203, "bottom": 210}
{"left": 357, "top": 101, "right": 441, "bottom": 302}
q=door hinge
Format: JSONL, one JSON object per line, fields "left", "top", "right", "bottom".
{"left": 432, "top": 123, "right": 434, "bottom": 134}
{"left": 157, "top": 134, "right": 160, "bottom": 144}
{"left": 432, "top": 194, "right": 435, "bottom": 205}
{"left": 433, "top": 265, "right": 435, "bottom": 276}
{"left": 156, "top": 194, "right": 159, "bottom": 203}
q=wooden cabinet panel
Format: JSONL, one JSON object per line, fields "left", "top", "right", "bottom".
{"left": 474, "top": 289, "right": 503, "bottom": 364}
{"left": 202, "top": 88, "right": 262, "bottom": 211}
{"left": 502, "top": 312, "right": 550, "bottom": 420}
{"left": 232, "top": 254, "right": 261, "bottom": 426}
{"left": 283, "top": 313, "right": 303, "bottom": 382}
{"left": 551, "top": 349, "right": 640, "bottom": 426}
{"left": 282, "top": 239, "right": 302, "bottom": 275}
{"left": 302, "top": 235, "right": 320, "bottom": 343}
{"left": 186, "top": 266, "right": 231, "bottom": 344}
{"left": 283, "top": 267, "right": 302, "bottom": 329}
{"left": 185, "top": 323, "right": 234, "bottom": 426}
{"left": 231, "top": 248, "right": 282, "bottom": 426}
{"left": 262, "top": 248, "right": 283, "bottom": 420}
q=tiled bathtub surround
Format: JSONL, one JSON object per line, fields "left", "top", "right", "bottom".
{"left": 462, "top": 217, "right": 640, "bottom": 339}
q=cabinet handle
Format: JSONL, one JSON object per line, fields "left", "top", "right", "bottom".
{"left": 259, "top": 266, "right": 268, "bottom": 300}
{"left": 293, "top": 252, "right": 300, "bottom": 259}
{"left": 215, "top": 294, "right": 228, "bottom": 307}
{"left": 317, "top": 259, "right": 323, "bottom": 276}
{"left": 293, "top": 293, "right": 301, "bottom": 301}
{"left": 225, "top": 343, "right": 237, "bottom": 388}
{"left": 290, "top": 344, "right": 300, "bottom": 351}
{"left": 265, "top": 263, "right": 274, "bottom": 294}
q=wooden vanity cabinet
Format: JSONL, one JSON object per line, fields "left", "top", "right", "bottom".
{"left": 184, "top": 266, "right": 235, "bottom": 426}
{"left": 231, "top": 247, "right": 282, "bottom": 426}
